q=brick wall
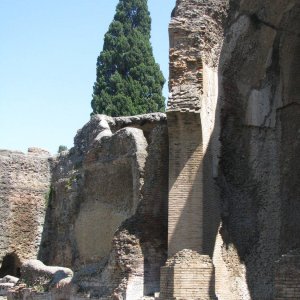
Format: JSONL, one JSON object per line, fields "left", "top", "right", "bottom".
{"left": 160, "top": 250, "right": 217, "bottom": 300}
{"left": 274, "top": 252, "right": 300, "bottom": 299}
{"left": 167, "top": 111, "right": 203, "bottom": 257}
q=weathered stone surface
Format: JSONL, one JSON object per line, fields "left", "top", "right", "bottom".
{"left": 0, "top": 149, "right": 51, "bottom": 277}
{"left": 20, "top": 260, "right": 73, "bottom": 288}
{"left": 0, "top": 276, "right": 19, "bottom": 285}
{"left": 7, "top": 260, "right": 75, "bottom": 300}
{"left": 274, "top": 250, "right": 300, "bottom": 300}
{"left": 167, "top": 112, "right": 204, "bottom": 257}
{"left": 166, "top": 0, "right": 224, "bottom": 276}
{"left": 2, "top": 1, "right": 300, "bottom": 299}
{"left": 35, "top": 113, "right": 168, "bottom": 299}
{"left": 39, "top": 116, "right": 148, "bottom": 267}
{"left": 0, "top": 112, "right": 168, "bottom": 299}
{"left": 71, "top": 118, "right": 168, "bottom": 299}
{"left": 160, "top": 250, "right": 217, "bottom": 300}
{"left": 0, "top": 276, "right": 18, "bottom": 297}
{"left": 215, "top": 1, "right": 300, "bottom": 299}
{"left": 0, "top": 283, "right": 14, "bottom": 297}
{"left": 168, "top": 0, "right": 228, "bottom": 112}
{"left": 163, "top": 5, "right": 223, "bottom": 300}
{"left": 165, "top": 0, "right": 300, "bottom": 299}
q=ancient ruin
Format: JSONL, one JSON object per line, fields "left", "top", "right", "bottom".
{"left": 0, "top": 0, "right": 299, "bottom": 299}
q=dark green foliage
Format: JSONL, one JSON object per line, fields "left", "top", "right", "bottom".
{"left": 58, "top": 145, "right": 68, "bottom": 153}
{"left": 91, "top": 0, "right": 165, "bottom": 117}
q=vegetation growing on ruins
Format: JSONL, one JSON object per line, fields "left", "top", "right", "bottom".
{"left": 58, "top": 145, "right": 68, "bottom": 153}
{"left": 91, "top": 0, "right": 165, "bottom": 116}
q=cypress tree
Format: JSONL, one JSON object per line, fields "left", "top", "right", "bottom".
{"left": 91, "top": 0, "right": 165, "bottom": 117}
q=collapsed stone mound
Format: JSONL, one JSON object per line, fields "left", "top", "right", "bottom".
{"left": 0, "top": 275, "right": 19, "bottom": 297}
{"left": 20, "top": 260, "right": 73, "bottom": 290}
{"left": 7, "top": 259, "right": 74, "bottom": 300}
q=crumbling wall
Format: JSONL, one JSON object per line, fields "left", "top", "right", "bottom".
{"left": 39, "top": 116, "right": 148, "bottom": 268}
{"left": 168, "top": 0, "right": 300, "bottom": 299}
{"left": 73, "top": 115, "right": 168, "bottom": 299}
{"left": 160, "top": 250, "right": 216, "bottom": 300}
{"left": 159, "top": 1, "right": 228, "bottom": 299}
{"left": 37, "top": 113, "right": 168, "bottom": 299}
{"left": 167, "top": 0, "right": 227, "bottom": 258}
{"left": 274, "top": 250, "right": 300, "bottom": 299}
{"left": 3, "top": 1, "right": 300, "bottom": 299}
{"left": 217, "top": 1, "right": 300, "bottom": 299}
{"left": 0, "top": 148, "right": 51, "bottom": 277}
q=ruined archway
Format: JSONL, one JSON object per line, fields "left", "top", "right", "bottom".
{"left": 0, "top": 253, "right": 21, "bottom": 278}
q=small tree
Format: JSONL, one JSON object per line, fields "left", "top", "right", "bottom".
{"left": 91, "top": 0, "right": 165, "bottom": 117}
{"left": 58, "top": 145, "right": 68, "bottom": 153}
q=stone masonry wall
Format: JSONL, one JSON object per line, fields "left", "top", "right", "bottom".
{"left": 167, "top": 112, "right": 203, "bottom": 257}
{"left": 274, "top": 251, "right": 300, "bottom": 299}
{"left": 217, "top": 1, "right": 300, "bottom": 299}
{"left": 37, "top": 113, "right": 168, "bottom": 299}
{"left": 160, "top": 1, "right": 227, "bottom": 299}
{"left": 2, "top": 1, "right": 300, "bottom": 299}
{"left": 0, "top": 148, "right": 51, "bottom": 277}
{"left": 39, "top": 115, "right": 146, "bottom": 267}
{"left": 168, "top": 0, "right": 300, "bottom": 299}
{"left": 74, "top": 115, "right": 168, "bottom": 299}
{"left": 160, "top": 250, "right": 217, "bottom": 300}
{"left": 168, "top": 0, "right": 226, "bottom": 260}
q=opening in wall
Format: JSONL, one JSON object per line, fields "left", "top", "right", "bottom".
{"left": 0, "top": 253, "right": 21, "bottom": 278}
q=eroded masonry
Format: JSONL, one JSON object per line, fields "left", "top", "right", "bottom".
{"left": 0, "top": 0, "right": 299, "bottom": 299}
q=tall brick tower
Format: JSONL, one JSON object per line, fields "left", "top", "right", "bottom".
{"left": 159, "top": 1, "right": 218, "bottom": 299}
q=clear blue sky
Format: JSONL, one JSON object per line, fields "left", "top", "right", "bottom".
{"left": 0, "top": 0, "right": 175, "bottom": 154}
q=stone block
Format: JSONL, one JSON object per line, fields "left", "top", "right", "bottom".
{"left": 160, "top": 250, "right": 217, "bottom": 300}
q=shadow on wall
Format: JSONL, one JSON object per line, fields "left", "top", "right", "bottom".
{"left": 166, "top": 1, "right": 300, "bottom": 298}
{"left": 141, "top": 125, "right": 169, "bottom": 296}
{"left": 122, "top": 125, "right": 169, "bottom": 297}
{"left": 0, "top": 253, "right": 21, "bottom": 278}
{"left": 165, "top": 109, "right": 221, "bottom": 300}
{"left": 95, "top": 124, "right": 169, "bottom": 298}
{"left": 216, "top": 1, "right": 300, "bottom": 299}
{"left": 167, "top": 111, "right": 220, "bottom": 258}
{"left": 37, "top": 123, "right": 169, "bottom": 298}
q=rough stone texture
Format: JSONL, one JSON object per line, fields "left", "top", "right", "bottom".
{"left": 37, "top": 113, "right": 168, "bottom": 299}
{"left": 0, "top": 149, "right": 51, "bottom": 277}
{"left": 160, "top": 250, "right": 217, "bottom": 300}
{"left": 165, "top": 0, "right": 300, "bottom": 299}
{"left": 20, "top": 260, "right": 73, "bottom": 289}
{"left": 0, "top": 284, "right": 13, "bottom": 297}
{"left": 160, "top": 2, "right": 227, "bottom": 299}
{"left": 168, "top": 0, "right": 228, "bottom": 112}
{"left": 0, "top": 277, "right": 19, "bottom": 285}
{"left": 216, "top": 1, "right": 300, "bottom": 299}
{"left": 167, "top": 0, "right": 225, "bottom": 259}
{"left": 39, "top": 115, "right": 148, "bottom": 267}
{"left": 274, "top": 250, "right": 300, "bottom": 299}
{"left": 0, "top": 113, "right": 168, "bottom": 300}
{"left": 72, "top": 118, "right": 168, "bottom": 299}
{"left": 0, "top": 276, "right": 18, "bottom": 297}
